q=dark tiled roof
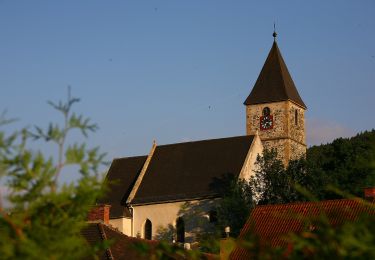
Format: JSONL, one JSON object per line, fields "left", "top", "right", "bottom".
{"left": 99, "top": 156, "right": 147, "bottom": 218}
{"left": 82, "top": 223, "right": 158, "bottom": 260}
{"left": 244, "top": 41, "right": 306, "bottom": 109}
{"left": 131, "top": 135, "right": 254, "bottom": 205}
{"left": 230, "top": 199, "right": 374, "bottom": 259}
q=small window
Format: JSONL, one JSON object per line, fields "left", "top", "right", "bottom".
{"left": 176, "top": 217, "right": 185, "bottom": 243}
{"left": 209, "top": 210, "right": 218, "bottom": 223}
{"left": 263, "top": 107, "right": 270, "bottom": 116}
{"left": 144, "top": 219, "right": 152, "bottom": 240}
{"left": 295, "top": 109, "right": 298, "bottom": 126}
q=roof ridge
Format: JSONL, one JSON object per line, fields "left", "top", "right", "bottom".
{"left": 273, "top": 42, "right": 289, "bottom": 99}
{"left": 100, "top": 222, "right": 129, "bottom": 237}
{"left": 254, "top": 198, "right": 360, "bottom": 209}
{"left": 113, "top": 155, "right": 147, "bottom": 161}
{"left": 157, "top": 135, "right": 254, "bottom": 148}
{"left": 127, "top": 142, "right": 157, "bottom": 204}
{"left": 97, "top": 223, "right": 114, "bottom": 260}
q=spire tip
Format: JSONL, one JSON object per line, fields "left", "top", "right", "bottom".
{"left": 273, "top": 22, "right": 277, "bottom": 41}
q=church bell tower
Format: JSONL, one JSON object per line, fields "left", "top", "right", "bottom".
{"left": 244, "top": 32, "right": 307, "bottom": 165}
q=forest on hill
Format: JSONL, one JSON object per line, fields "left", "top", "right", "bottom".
{"left": 307, "top": 129, "right": 375, "bottom": 199}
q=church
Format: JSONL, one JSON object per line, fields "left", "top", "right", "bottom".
{"left": 99, "top": 33, "right": 307, "bottom": 243}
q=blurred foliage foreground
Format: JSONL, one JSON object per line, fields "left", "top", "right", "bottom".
{"left": 0, "top": 92, "right": 106, "bottom": 259}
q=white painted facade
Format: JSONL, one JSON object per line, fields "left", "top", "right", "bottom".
{"left": 109, "top": 135, "right": 263, "bottom": 242}
{"left": 109, "top": 217, "right": 132, "bottom": 236}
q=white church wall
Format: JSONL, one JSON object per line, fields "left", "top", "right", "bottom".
{"left": 132, "top": 198, "right": 219, "bottom": 243}
{"left": 109, "top": 217, "right": 132, "bottom": 236}
{"left": 238, "top": 133, "right": 263, "bottom": 181}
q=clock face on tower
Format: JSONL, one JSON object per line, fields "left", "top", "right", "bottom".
{"left": 260, "top": 115, "right": 273, "bottom": 130}
{"left": 260, "top": 107, "right": 273, "bottom": 131}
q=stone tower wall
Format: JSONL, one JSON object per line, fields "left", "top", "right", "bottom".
{"left": 246, "top": 100, "right": 306, "bottom": 164}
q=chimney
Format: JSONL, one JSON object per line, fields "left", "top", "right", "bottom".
{"left": 88, "top": 204, "right": 111, "bottom": 224}
{"left": 364, "top": 187, "right": 375, "bottom": 202}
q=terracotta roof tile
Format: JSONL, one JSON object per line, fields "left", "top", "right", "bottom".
{"left": 82, "top": 223, "right": 158, "bottom": 260}
{"left": 230, "top": 199, "right": 374, "bottom": 259}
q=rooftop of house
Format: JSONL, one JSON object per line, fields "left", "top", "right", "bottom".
{"left": 230, "top": 198, "right": 374, "bottom": 259}
{"left": 82, "top": 222, "right": 159, "bottom": 260}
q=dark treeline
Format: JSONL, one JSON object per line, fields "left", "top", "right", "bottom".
{"left": 307, "top": 129, "right": 375, "bottom": 199}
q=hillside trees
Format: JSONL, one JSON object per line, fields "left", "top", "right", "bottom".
{"left": 0, "top": 92, "right": 106, "bottom": 259}
{"left": 307, "top": 130, "right": 375, "bottom": 199}
{"left": 251, "top": 130, "right": 375, "bottom": 205}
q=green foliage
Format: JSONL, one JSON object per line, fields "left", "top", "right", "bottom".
{"left": 287, "top": 209, "right": 375, "bottom": 259}
{"left": 251, "top": 149, "right": 312, "bottom": 205}
{"left": 132, "top": 240, "right": 206, "bottom": 260}
{"left": 307, "top": 130, "right": 375, "bottom": 199}
{"left": 216, "top": 176, "right": 255, "bottom": 238}
{"left": 0, "top": 92, "right": 106, "bottom": 259}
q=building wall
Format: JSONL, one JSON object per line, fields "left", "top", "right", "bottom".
{"left": 246, "top": 100, "right": 306, "bottom": 164}
{"left": 239, "top": 133, "right": 263, "bottom": 180}
{"left": 109, "top": 217, "right": 132, "bottom": 236}
{"left": 132, "top": 199, "right": 219, "bottom": 243}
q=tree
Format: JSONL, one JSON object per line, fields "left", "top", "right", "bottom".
{"left": 0, "top": 91, "right": 106, "bottom": 259}
{"left": 307, "top": 130, "right": 375, "bottom": 199}
{"left": 250, "top": 149, "right": 313, "bottom": 205}
{"left": 216, "top": 176, "right": 255, "bottom": 238}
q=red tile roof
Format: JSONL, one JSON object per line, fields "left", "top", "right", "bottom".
{"left": 82, "top": 223, "right": 158, "bottom": 260}
{"left": 230, "top": 199, "right": 374, "bottom": 259}
{"left": 82, "top": 223, "right": 217, "bottom": 259}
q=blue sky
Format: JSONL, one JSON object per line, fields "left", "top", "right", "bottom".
{"left": 1, "top": 1, "right": 374, "bottom": 178}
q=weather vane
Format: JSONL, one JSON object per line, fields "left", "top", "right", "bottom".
{"left": 273, "top": 22, "right": 277, "bottom": 41}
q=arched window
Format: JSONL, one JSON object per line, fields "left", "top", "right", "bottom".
{"left": 295, "top": 109, "right": 298, "bottom": 126}
{"left": 176, "top": 217, "right": 185, "bottom": 243}
{"left": 144, "top": 219, "right": 152, "bottom": 240}
{"left": 262, "top": 107, "right": 270, "bottom": 116}
{"left": 209, "top": 210, "right": 218, "bottom": 223}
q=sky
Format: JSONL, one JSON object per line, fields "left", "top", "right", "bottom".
{"left": 0, "top": 1, "right": 374, "bottom": 182}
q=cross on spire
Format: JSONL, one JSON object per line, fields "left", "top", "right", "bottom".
{"left": 273, "top": 23, "right": 277, "bottom": 41}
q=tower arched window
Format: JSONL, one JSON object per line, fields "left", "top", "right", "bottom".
{"left": 176, "top": 217, "right": 185, "bottom": 243}
{"left": 295, "top": 109, "right": 298, "bottom": 126}
{"left": 262, "top": 107, "right": 270, "bottom": 116}
{"left": 144, "top": 219, "right": 152, "bottom": 240}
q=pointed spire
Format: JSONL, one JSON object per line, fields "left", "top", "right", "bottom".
{"left": 244, "top": 38, "right": 306, "bottom": 109}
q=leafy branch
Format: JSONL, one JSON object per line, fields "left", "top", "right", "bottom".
{"left": 0, "top": 91, "right": 107, "bottom": 259}
{"left": 28, "top": 88, "right": 101, "bottom": 186}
